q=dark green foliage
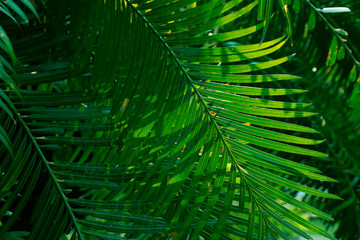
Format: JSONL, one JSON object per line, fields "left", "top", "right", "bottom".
{"left": 0, "top": 0, "right": 358, "bottom": 239}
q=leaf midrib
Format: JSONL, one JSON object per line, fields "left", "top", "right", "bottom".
{"left": 5, "top": 96, "right": 84, "bottom": 239}
{"left": 127, "top": 0, "right": 242, "bottom": 170}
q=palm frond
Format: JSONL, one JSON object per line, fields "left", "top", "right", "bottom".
{"left": 0, "top": 0, "right": 341, "bottom": 239}
{"left": 0, "top": 0, "right": 40, "bottom": 103}
{"left": 262, "top": 1, "right": 360, "bottom": 239}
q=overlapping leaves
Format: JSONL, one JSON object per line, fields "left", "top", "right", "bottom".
{"left": 0, "top": 0, "right": 341, "bottom": 239}
{"left": 267, "top": 1, "right": 360, "bottom": 239}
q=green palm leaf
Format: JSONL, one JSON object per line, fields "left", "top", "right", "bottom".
{"left": 267, "top": 1, "right": 360, "bottom": 239}
{"left": 0, "top": 0, "right": 342, "bottom": 239}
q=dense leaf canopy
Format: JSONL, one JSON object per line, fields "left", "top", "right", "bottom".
{"left": 0, "top": 0, "right": 359, "bottom": 239}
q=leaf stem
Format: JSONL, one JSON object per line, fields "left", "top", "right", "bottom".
{"left": 7, "top": 102, "right": 84, "bottom": 240}
{"left": 127, "top": 0, "right": 242, "bottom": 169}
{"left": 303, "top": 0, "right": 360, "bottom": 70}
